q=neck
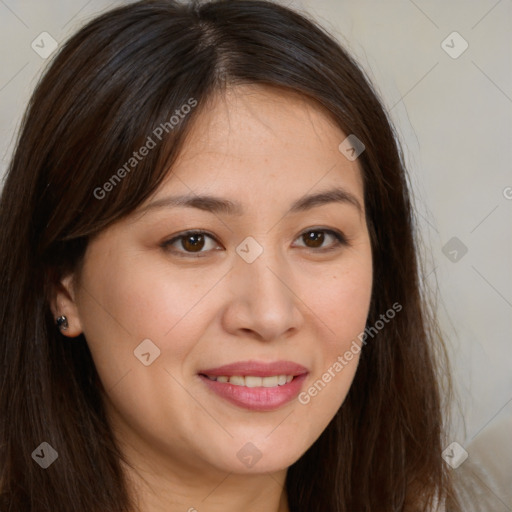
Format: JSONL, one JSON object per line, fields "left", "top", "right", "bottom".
{"left": 116, "top": 431, "right": 290, "bottom": 512}
{"left": 122, "top": 458, "right": 290, "bottom": 512}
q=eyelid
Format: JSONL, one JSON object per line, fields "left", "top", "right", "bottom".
{"left": 161, "top": 230, "right": 222, "bottom": 257}
{"left": 161, "top": 227, "right": 349, "bottom": 257}
{"left": 292, "top": 228, "right": 348, "bottom": 250}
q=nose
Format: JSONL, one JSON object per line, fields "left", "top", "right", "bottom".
{"left": 221, "top": 245, "right": 305, "bottom": 342}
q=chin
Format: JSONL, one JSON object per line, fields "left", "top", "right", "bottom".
{"left": 206, "top": 434, "right": 311, "bottom": 475}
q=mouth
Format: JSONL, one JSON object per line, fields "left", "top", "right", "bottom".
{"left": 197, "top": 360, "right": 308, "bottom": 411}
{"left": 202, "top": 374, "right": 295, "bottom": 387}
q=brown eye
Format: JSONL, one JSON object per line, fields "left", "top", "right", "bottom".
{"left": 303, "top": 230, "right": 325, "bottom": 248}
{"left": 294, "top": 228, "right": 347, "bottom": 251}
{"left": 181, "top": 233, "right": 205, "bottom": 252}
{"left": 162, "top": 231, "right": 220, "bottom": 256}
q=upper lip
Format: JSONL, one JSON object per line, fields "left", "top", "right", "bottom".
{"left": 198, "top": 360, "right": 309, "bottom": 377}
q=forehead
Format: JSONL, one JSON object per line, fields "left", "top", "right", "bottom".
{"left": 150, "top": 85, "right": 364, "bottom": 209}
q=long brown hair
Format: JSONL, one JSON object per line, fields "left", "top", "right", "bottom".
{"left": 0, "top": 1, "right": 459, "bottom": 510}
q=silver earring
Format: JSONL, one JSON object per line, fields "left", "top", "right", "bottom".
{"left": 56, "top": 315, "right": 69, "bottom": 331}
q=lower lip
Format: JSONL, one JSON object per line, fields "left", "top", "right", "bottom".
{"left": 199, "top": 374, "right": 308, "bottom": 411}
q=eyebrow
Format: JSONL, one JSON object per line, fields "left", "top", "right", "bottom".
{"left": 141, "top": 186, "right": 363, "bottom": 217}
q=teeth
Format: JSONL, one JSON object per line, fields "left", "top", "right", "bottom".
{"left": 245, "top": 376, "right": 262, "bottom": 387}
{"left": 262, "top": 376, "right": 278, "bottom": 387}
{"left": 229, "top": 376, "right": 245, "bottom": 386}
{"left": 207, "top": 375, "right": 295, "bottom": 387}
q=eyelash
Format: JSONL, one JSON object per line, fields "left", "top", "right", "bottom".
{"left": 161, "top": 228, "right": 349, "bottom": 258}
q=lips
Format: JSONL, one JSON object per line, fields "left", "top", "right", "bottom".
{"left": 199, "top": 360, "right": 308, "bottom": 377}
{"left": 198, "top": 360, "right": 308, "bottom": 411}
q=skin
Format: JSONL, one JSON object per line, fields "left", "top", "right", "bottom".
{"left": 52, "top": 85, "right": 373, "bottom": 512}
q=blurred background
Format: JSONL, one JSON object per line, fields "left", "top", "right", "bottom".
{"left": 1, "top": 0, "right": 510, "bottom": 508}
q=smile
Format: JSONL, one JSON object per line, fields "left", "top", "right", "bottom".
{"left": 198, "top": 360, "right": 308, "bottom": 411}
{"left": 204, "top": 374, "right": 294, "bottom": 387}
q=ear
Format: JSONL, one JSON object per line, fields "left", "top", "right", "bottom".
{"left": 49, "top": 273, "right": 83, "bottom": 338}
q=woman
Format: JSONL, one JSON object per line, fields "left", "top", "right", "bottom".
{"left": 0, "top": 1, "right": 460, "bottom": 510}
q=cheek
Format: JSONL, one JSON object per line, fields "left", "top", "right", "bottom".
{"left": 325, "top": 274, "right": 372, "bottom": 335}
{"left": 74, "top": 253, "right": 224, "bottom": 445}
{"left": 76, "top": 250, "right": 226, "bottom": 387}
{"left": 297, "top": 252, "right": 372, "bottom": 419}
{"left": 308, "top": 251, "right": 373, "bottom": 346}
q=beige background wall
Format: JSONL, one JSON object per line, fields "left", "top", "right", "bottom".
{"left": 1, "top": 0, "right": 511, "bottom": 502}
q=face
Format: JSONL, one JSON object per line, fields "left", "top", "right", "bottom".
{"left": 55, "top": 85, "right": 373, "bottom": 479}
